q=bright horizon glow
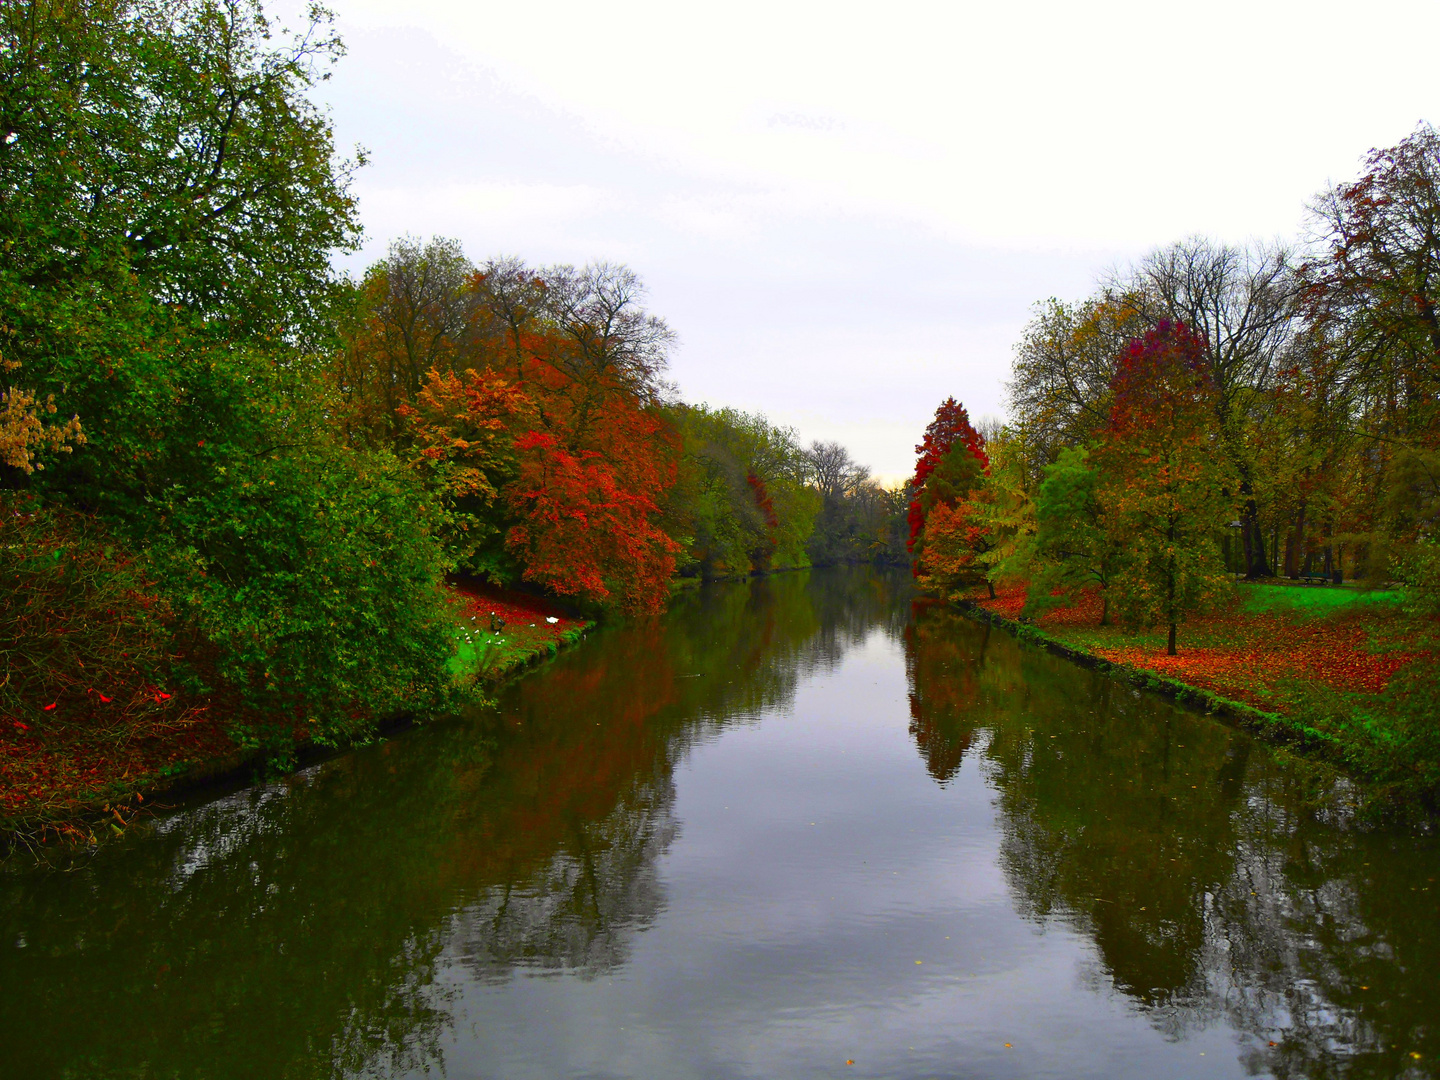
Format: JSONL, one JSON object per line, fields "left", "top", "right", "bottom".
{"left": 298, "top": 0, "right": 1440, "bottom": 476}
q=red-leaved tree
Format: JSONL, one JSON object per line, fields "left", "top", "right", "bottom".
{"left": 505, "top": 425, "right": 680, "bottom": 616}
{"left": 908, "top": 398, "right": 991, "bottom": 595}
{"left": 907, "top": 397, "right": 988, "bottom": 554}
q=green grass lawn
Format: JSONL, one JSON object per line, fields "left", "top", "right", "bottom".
{"left": 976, "top": 579, "right": 1437, "bottom": 812}
{"left": 446, "top": 621, "right": 584, "bottom": 681}
{"left": 444, "top": 583, "right": 591, "bottom": 684}
{"left": 1237, "top": 582, "right": 1402, "bottom": 617}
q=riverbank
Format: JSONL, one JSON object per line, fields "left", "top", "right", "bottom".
{"left": 0, "top": 581, "right": 591, "bottom": 848}
{"left": 444, "top": 578, "right": 593, "bottom": 685}
{"left": 953, "top": 581, "right": 1439, "bottom": 812}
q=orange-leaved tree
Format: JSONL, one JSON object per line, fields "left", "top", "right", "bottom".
{"left": 915, "top": 497, "right": 996, "bottom": 599}
{"left": 1096, "top": 321, "right": 1235, "bottom": 655}
{"left": 402, "top": 366, "right": 535, "bottom": 577}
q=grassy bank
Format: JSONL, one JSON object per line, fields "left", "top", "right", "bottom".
{"left": 1, "top": 581, "right": 591, "bottom": 848}
{"left": 444, "top": 579, "right": 593, "bottom": 685}
{"left": 956, "top": 581, "right": 1438, "bottom": 812}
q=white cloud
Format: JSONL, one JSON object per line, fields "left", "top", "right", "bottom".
{"left": 289, "top": 0, "right": 1440, "bottom": 474}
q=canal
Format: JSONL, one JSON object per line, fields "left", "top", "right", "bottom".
{"left": 2, "top": 568, "right": 1436, "bottom": 1079}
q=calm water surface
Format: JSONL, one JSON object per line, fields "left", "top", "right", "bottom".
{"left": 2, "top": 568, "right": 1438, "bottom": 1079}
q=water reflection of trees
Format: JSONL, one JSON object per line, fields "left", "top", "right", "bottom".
{"left": 904, "top": 602, "right": 1440, "bottom": 1078}
{"left": 0, "top": 568, "right": 903, "bottom": 1080}
{"left": 448, "top": 567, "right": 910, "bottom": 980}
{"left": 452, "top": 783, "right": 676, "bottom": 980}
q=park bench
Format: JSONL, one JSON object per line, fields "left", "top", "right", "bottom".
{"left": 1299, "top": 574, "right": 1330, "bottom": 586}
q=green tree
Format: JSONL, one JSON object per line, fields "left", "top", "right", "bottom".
{"left": 0, "top": 1, "right": 462, "bottom": 752}
{"left": 667, "top": 405, "right": 818, "bottom": 579}
{"left": 1, "top": 0, "right": 364, "bottom": 514}
{"left": 0, "top": 0, "right": 361, "bottom": 343}
{"left": 1096, "top": 322, "right": 1235, "bottom": 655}
{"left": 1025, "top": 445, "right": 1121, "bottom": 624}
{"left": 971, "top": 426, "right": 1038, "bottom": 593}
{"left": 147, "top": 390, "right": 460, "bottom": 751}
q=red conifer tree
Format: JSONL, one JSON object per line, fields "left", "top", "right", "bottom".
{"left": 907, "top": 397, "right": 988, "bottom": 555}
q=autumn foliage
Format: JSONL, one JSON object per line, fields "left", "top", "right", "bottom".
{"left": 907, "top": 396, "right": 987, "bottom": 554}
{"left": 1, "top": 1, "right": 888, "bottom": 832}
{"left": 506, "top": 429, "right": 679, "bottom": 614}
{"left": 909, "top": 127, "right": 1440, "bottom": 794}
{"left": 907, "top": 398, "right": 993, "bottom": 597}
{"left": 332, "top": 249, "right": 692, "bottom": 614}
{"left": 1097, "top": 321, "right": 1234, "bottom": 653}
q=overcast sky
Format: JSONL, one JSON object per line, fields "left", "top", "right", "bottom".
{"left": 298, "top": 0, "right": 1440, "bottom": 479}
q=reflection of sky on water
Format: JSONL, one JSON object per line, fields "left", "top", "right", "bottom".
{"left": 415, "top": 629, "right": 1253, "bottom": 1079}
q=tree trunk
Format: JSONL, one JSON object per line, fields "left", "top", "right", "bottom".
{"left": 986, "top": 579, "right": 996, "bottom": 600}
{"left": 1165, "top": 546, "right": 1178, "bottom": 655}
{"left": 1239, "top": 492, "right": 1273, "bottom": 579}
{"left": 1284, "top": 503, "right": 1307, "bottom": 579}
{"left": 1100, "top": 592, "right": 1109, "bottom": 626}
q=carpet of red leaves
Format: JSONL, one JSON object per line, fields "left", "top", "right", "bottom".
{"left": 2, "top": 580, "right": 572, "bottom": 836}
{"left": 972, "top": 583, "right": 1419, "bottom": 709}
{"left": 0, "top": 704, "right": 238, "bottom": 835}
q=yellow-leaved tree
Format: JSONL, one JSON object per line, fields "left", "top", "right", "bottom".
{"left": 1, "top": 357, "right": 84, "bottom": 474}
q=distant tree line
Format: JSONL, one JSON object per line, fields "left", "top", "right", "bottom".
{"left": 327, "top": 237, "right": 909, "bottom": 589}
{"left": 909, "top": 123, "right": 1440, "bottom": 655}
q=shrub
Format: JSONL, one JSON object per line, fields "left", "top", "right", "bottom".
{"left": 0, "top": 493, "right": 188, "bottom": 742}
{"left": 148, "top": 436, "right": 462, "bottom": 756}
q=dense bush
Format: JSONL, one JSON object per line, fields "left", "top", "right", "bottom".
{"left": 0, "top": 493, "right": 185, "bottom": 741}
{"left": 146, "top": 424, "right": 460, "bottom": 752}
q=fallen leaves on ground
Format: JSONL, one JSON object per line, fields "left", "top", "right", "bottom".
{"left": 445, "top": 578, "right": 586, "bottom": 679}
{"left": 970, "top": 582, "right": 1425, "bottom": 710}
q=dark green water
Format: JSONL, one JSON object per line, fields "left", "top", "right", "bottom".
{"left": 2, "top": 568, "right": 1438, "bottom": 1080}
